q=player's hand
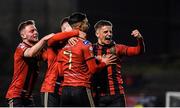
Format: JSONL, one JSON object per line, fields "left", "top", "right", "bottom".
{"left": 68, "top": 37, "right": 78, "bottom": 46}
{"left": 131, "top": 29, "right": 142, "bottom": 38}
{"left": 43, "top": 33, "right": 54, "bottom": 41}
{"left": 101, "top": 54, "right": 117, "bottom": 66}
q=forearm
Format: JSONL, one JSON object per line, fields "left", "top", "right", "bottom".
{"left": 24, "top": 38, "right": 47, "bottom": 57}
{"left": 86, "top": 58, "right": 106, "bottom": 74}
{"left": 126, "top": 37, "right": 145, "bottom": 56}
{"left": 137, "top": 37, "right": 145, "bottom": 54}
{"left": 48, "top": 30, "right": 79, "bottom": 46}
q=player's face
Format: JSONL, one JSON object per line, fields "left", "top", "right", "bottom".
{"left": 96, "top": 25, "right": 113, "bottom": 45}
{"left": 22, "top": 25, "right": 39, "bottom": 43}
{"left": 61, "top": 21, "right": 72, "bottom": 32}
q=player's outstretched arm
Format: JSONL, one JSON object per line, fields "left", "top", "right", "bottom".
{"left": 24, "top": 33, "right": 54, "bottom": 57}
{"left": 48, "top": 30, "right": 79, "bottom": 46}
{"left": 125, "top": 29, "right": 145, "bottom": 56}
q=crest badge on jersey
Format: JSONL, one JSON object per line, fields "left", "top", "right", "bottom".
{"left": 89, "top": 46, "right": 94, "bottom": 57}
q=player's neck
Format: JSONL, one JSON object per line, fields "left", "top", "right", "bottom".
{"left": 78, "top": 31, "right": 87, "bottom": 40}
{"left": 78, "top": 36, "right": 86, "bottom": 40}
{"left": 78, "top": 35, "right": 87, "bottom": 40}
{"left": 98, "top": 40, "right": 104, "bottom": 46}
{"left": 22, "top": 40, "right": 35, "bottom": 47}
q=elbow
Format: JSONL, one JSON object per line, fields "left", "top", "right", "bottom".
{"left": 142, "top": 48, "right": 145, "bottom": 54}
{"left": 140, "top": 45, "right": 146, "bottom": 54}
{"left": 28, "top": 52, "right": 37, "bottom": 57}
{"left": 26, "top": 50, "right": 41, "bottom": 57}
{"left": 25, "top": 53, "right": 34, "bottom": 57}
{"left": 140, "top": 41, "right": 145, "bottom": 54}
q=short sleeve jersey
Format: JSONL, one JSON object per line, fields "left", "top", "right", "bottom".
{"left": 6, "top": 42, "right": 40, "bottom": 99}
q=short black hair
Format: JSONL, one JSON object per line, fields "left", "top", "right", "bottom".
{"left": 94, "top": 20, "right": 112, "bottom": 31}
{"left": 68, "top": 12, "right": 87, "bottom": 26}
{"left": 18, "top": 20, "right": 35, "bottom": 33}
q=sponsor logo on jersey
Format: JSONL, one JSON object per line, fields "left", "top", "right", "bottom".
{"left": 83, "top": 40, "right": 90, "bottom": 45}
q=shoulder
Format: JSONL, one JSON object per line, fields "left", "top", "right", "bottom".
{"left": 77, "top": 39, "right": 92, "bottom": 46}
{"left": 78, "top": 39, "right": 93, "bottom": 50}
{"left": 16, "top": 42, "right": 29, "bottom": 54}
{"left": 17, "top": 42, "right": 30, "bottom": 49}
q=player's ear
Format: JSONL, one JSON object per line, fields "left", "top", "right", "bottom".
{"left": 20, "top": 32, "right": 26, "bottom": 39}
{"left": 21, "top": 35, "right": 26, "bottom": 39}
{"left": 79, "top": 22, "right": 84, "bottom": 30}
{"left": 95, "top": 30, "right": 99, "bottom": 37}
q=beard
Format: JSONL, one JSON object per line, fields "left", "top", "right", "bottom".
{"left": 28, "top": 37, "right": 39, "bottom": 43}
{"left": 29, "top": 40, "right": 38, "bottom": 44}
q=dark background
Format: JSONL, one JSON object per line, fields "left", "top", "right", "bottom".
{"left": 0, "top": 0, "right": 180, "bottom": 107}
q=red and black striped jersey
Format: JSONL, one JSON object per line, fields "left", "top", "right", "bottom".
{"left": 91, "top": 38, "right": 145, "bottom": 96}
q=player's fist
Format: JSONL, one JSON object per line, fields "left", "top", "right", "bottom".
{"left": 131, "top": 29, "right": 142, "bottom": 38}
